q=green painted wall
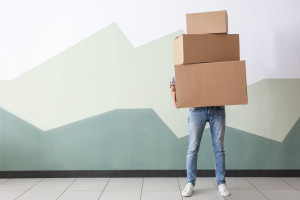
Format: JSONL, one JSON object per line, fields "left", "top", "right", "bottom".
{"left": 1, "top": 108, "right": 300, "bottom": 170}
{"left": 0, "top": 23, "right": 300, "bottom": 171}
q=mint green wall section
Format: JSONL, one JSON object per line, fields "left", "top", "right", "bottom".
{"left": 0, "top": 23, "right": 188, "bottom": 141}
{"left": 1, "top": 23, "right": 298, "bottom": 142}
{"left": 225, "top": 119, "right": 300, "bottom": 169}
{"left": 0, "top": 23, "right": 135, "bottom": 131}
{"left": 1, "top": 23, "right": 300, "bottom": 171}
{"left": 0, "top": 108, "right": 185, "bottom": 170}
{"left": 226, "top": 79, "right": 300, "bottom": 142}
{"left": 1, "top": 108, "right": 300, "bottom": 171}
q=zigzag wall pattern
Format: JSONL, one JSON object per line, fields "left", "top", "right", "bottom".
{"left": 0, "top": 23, "right": 300, "bottom": 170}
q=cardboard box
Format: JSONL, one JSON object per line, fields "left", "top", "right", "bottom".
{"left": 175, "top": 60, "right": 248, "bottom": 108}
{"left": 173, "top": 34, "right": 240, "bottom": 65}
{"left": 186, "top": 10, "right": 228, "bottom": 34}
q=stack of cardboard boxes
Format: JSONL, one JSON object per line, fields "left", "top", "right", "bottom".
{"left": 173, "top": 10, "right": 248, "bottom": 108}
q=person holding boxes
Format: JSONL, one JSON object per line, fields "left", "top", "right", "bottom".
{"left": 171, "top": 10, "right": 248, "bottom": 197}
{"left": 170, "top": 78, "right": 231, "bottom": 197}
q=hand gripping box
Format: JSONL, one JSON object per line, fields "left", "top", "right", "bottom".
{"left": 174, "top": 60, "right": 248, "bottom": 108}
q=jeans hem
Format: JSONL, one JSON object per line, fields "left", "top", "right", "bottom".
{"left": 217, "top": 181, "right": 226, "bottom": 186}
{"left": 186, "top": 181, "right": 195, "bottom": 187}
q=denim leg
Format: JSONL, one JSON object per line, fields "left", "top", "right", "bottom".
{"left": 209, "top": 106, "right": 226, "bottom": 185}
{"left": 186, "top": 107, "right": 207, "bottom": 186}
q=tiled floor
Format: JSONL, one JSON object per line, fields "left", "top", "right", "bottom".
{"left": 0, "top": 177, "right": 299, "bottom": 200}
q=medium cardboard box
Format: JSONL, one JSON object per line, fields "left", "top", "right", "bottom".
{"left": 173, "top": 34, "right": 240, "bottom": 65}
{"left": 175, "top": 60, "right": 248, "bottom": 108}
{"left": 186, "top": 10, "right": 228, "bottom": 34}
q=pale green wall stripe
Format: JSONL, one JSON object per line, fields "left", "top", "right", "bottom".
{"left": 1, "top": 23, "right": 299, "bottom": 142}
{"left": 226, "top": 79, "right": 300, "bottom": 142}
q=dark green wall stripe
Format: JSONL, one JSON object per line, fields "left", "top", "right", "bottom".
{"left": 1, "top": 108, "right": 300, "bottom": 170}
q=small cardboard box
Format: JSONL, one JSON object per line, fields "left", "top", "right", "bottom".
{"left": 175, "top": 60, "right": 248, "bottom": 108}
{"left": 173, "top": 34, "right": 240, "bottom": 65}
{"left": 186, "top": 10, "right": 228, "bottom": 34}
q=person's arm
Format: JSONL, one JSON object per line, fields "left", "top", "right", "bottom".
{"left": 171, "top": 86, "right": 177, "bottom": 108}
{"left": 170, "top": 77, "right": 178, "bottom": 108}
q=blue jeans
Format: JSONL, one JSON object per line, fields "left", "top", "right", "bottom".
{"left": 186, "top": 106, "right": 226, "bottom": 186}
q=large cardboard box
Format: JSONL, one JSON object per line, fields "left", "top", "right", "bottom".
{"left": 173, "top": 34, "right": 240, "bottom": 65}
{"left": 186, "top": 10, "right": 228, "bottom": 34}
{"left": 175, "top": 60, "right": 248, "bottom": 108}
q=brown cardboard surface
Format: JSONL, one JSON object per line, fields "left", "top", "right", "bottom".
{"left": 173, "top": 34, "right": 240, "bottom": 65}
{"left": 175, "top": 60, "right": 248, "bottom": 108}
{"left": 186, "top": 10, "right": 228, "bottom": 34}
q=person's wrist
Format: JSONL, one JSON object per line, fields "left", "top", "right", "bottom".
{"left": 171, "top": 86, "right": 176, "bottom": 92}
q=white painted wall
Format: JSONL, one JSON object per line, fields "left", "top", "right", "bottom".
{"left": 1, "top": 0, "right": 300, "bottom": 84}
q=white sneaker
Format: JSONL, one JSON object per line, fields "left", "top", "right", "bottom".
{"left": 181, "top": 182, "right": 194, "bottom": 197}
{"left": 218, "top": 184, "right": 231, "bottom": 197}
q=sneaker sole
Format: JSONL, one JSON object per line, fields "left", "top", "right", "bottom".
{"left": 220, "top": 192, "right": 231, "bottom": 197}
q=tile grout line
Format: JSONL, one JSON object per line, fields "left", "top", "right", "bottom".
{"left": 139, "top": 177, "right": 144, "bottom": 200}
{"left": 245, "top": 177, "right": 270, "bottom": 200}
{"left": 279, "top": 177, "right": 298, "bottom": 190}
{"left": 210, "top": 177, "right": 226, "bottom": 200}
{"left": 176, "top": 177, "right": 183, "bottom": 200}
{"left": 97, "top": 177, "right": 111, "bottom": 200}
{"left": 0, "top": 179, "right": 9, "bottom": 186}
{"left": 55, "top": 177, "right": 78, "bottom": 200}
{"left": 15, "top": 178, "right": 45, "bottom": 200}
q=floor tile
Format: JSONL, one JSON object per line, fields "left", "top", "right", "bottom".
{"left": 261, "top": 190, "right": 300, "bottom": 200}
{"left": 247, "top": 177, "right": 294, "bottom": 190}
{"left": 0, "top": 182, "right": 37, "bottom": 191}
{"left": 109, "top": 178, "right": 143, "bottom": 182}
{"left": 30, "top": 181, "right": 72, "bottom": 190}
{"left": 105, "top": 181, "right": 142, "bottom": 191}
{"left": 142, "top": 180, "right": 179, "bottom": 190}
{"left": 141, "top": 190, "right": 182, "bottom": 200}
{"left": 75, "top": 178, "right": 109, "bottom": 182}
{"left": 144, "top": 177, "right": 178, "bottom": 182}
{"left": 40, "top": 178, "right": 76, "bottom": 182}
{"left": 0, "top": 191, "right": 25, "bottom": 200}
{"left": 177, "top": 177, "right": 187, "bottom": 183}
{"left": 182, "top": 189, "right": 224, "bottom": 200}
{"left": 214, "top": 177, "right": 256, "bottom": 190}
{"left": 6, "top": 179, "right": 42, "bottom": 183}
{"left": 281, "top": 177, "right": 300, "bottom": 189}
{"left": 99, "top": 190, "right": 141, "bottom": 200}
{"left": 0, "top": 179, "right": 8, "bottom": 185}
{"left": 67, "top": 181, "right": 107, "bottom": 191}
{"left": 58, "top": 191, "right": 102, "bottom": 200}
{"left": 224, "top": 190, "right": 267, "bottom": 200}
{"left": 0, "top": 177, "right": 298, "bottom": 199}
{"left": 16, "top": 190, "right": 63, "bottom": 200}
{"left": 178, "top": 177, "right": 217, "bottom": 190}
